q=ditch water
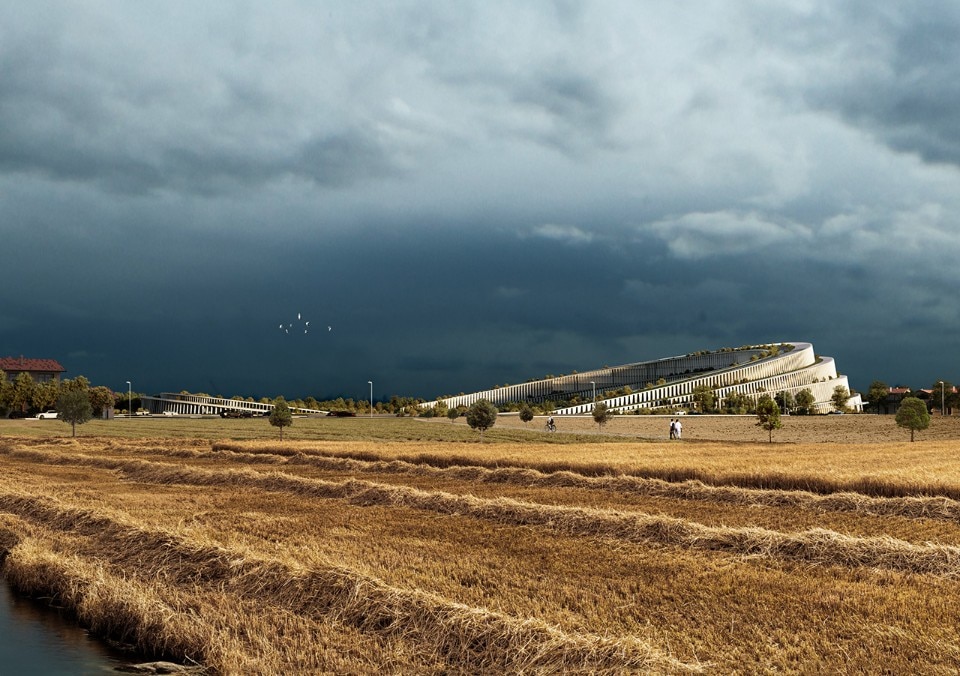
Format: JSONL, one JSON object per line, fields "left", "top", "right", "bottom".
{"left": 0, "top": 577, "right": 134, "bottom": 674}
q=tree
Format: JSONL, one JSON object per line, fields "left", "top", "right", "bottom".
{"left": 465, "top": 399, "right": 497, "bottom": 441}
{"left": 831, "top": 385, "right": 850, "bottom": 413}
{"left": 10, "top": 372, "right": 35, "bottom": 414}
{"left": 62, "top": 376, "right": 90, "bottom": 392}
{"left": 756, "top": 394, "right": 781, "bottom": 443}
{"left": 0, "top": 371, "right": 11, "bottom": 414}
{"left": 896, "top": 397, "right": 930, "bottom": 442}
{"left": 775, "top": 391, "right": 795, "bottom": 414}
{"left": 691, "top": 385, "right": 716, "bottom": 413}
{"left": 269, "top": 397, "right": 293, "bottom": 440}
{"left": 592, "top": 401, "right": 612, "bottom": 430}
{"left": 447, "top": 407, "right": 461, "bottom": 422}
{"left": 794, "top": 388, "right": 815, "bottom": 415}
{"left": 721, "top": 391, "right": 749, "bottom": 415}
{"left": 57, "top": 389, "right": 93, "bottom": 437}
{"left": 33, "top": 379, "right": 61, "bottom": 413}
{"left": 88, "top": 386, "right": 116, "bottom": 418}
{"left": 866, "top": 380, "right": 890, "bottom": 414}
{"left": 518, "top": 404, "right": 534, "bottom": 425}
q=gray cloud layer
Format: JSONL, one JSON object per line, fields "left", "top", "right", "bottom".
{"left": 2, "top": 1, "right": 959, "bottom": 398}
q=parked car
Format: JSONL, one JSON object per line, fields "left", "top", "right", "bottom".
{"left": 37, "top": 410, "right": 59, "bottom": 419}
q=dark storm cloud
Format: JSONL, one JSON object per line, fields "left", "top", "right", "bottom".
{"left": 3, "top": 2, "right": 960, "bottom": 400}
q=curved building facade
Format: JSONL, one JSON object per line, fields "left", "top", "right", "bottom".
{"left": 432, "top": 342, "right": 862, "bottom": 415}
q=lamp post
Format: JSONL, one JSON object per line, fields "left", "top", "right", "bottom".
{"left": 368, "top": 381, "right": 373, "bottom": 418}
{"left": 939, "top": 380, "right": 945, "bottom": 416}
{"left": 126, "top": 381, "right": 132, "bottom": 418}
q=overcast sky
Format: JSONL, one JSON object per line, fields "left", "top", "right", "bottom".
{"left": 3, "top": 1, "right": 959, "bottom": 400}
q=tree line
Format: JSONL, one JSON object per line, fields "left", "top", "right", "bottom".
{"left": 864, "top": 380, "right": 956, "bottom": 414}
{"left": 0, "top": 372, "right": 119, "bottom": 420}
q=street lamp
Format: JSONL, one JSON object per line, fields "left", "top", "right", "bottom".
{"left": 126, "top": 381, "right": 132, "bottom": 418}
{"left": 939, "top": 380, "right": 945, "bottom": 416}
{"left": 368, "top": 381, "right": 373, "bottom": 418}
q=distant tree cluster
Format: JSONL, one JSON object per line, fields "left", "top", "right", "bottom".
{"left": 864, "top": 379, "right": 959, "bottom": 419}
{"left": 0, "top": 372, "right": 127, "bottom": 419}
{"left": 482, "top": 383, "right": 829, "bottom": 418}
{"left": 0, "top": 371, "right": 125, "bottom": 436}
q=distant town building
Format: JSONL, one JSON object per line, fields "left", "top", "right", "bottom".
{"left": 878, "top": 387, "right": 911, "bottom": 415}
{"left": 915, "top": 386, "right": 956, "bottom": 415}
{"left": 0, "top": 356, "right": 66, "bottom": 384}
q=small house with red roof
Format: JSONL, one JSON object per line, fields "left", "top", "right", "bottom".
{"left": 0, "top": 356, "right": 66, "bottom": 384}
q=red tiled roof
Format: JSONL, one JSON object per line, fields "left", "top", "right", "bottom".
{"left": 888, "top": 387, "right": 911, "bottom": 394}
{"left": 0, "top": 356, "right": 65, "bottom": 373}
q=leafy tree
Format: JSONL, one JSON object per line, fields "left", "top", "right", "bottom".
{"left": 57, "top": 389, "right": 93, "bottom": 437}
{"left": 0, "top": 371, "right": 11, "bottom": 414}
{"left": 88, "top": 386, "right": 116, "bottom": 418}
{"left": 756, "top": 394, "right": 782, "bottom": 443}
{"left": 447, "top": 407, "right": 461, "bottom": 422}
{"left": 896, "top": 397, "right": 930, "bottom": 442}
{"left": 722, "top": 391, "right": 750, "bottom": 415}
{"left": 831, "top": 385, "right": 850, "bottom": 413}
{"left": 691, "top": 385, "right": 716, "bottom": 413}
{"left": 592, "top": 401, "right": 612, "bottom": 430}
{"left": 518, "top": 404, "right": 534, "bottom": 425}
{"left": 794, "top": 388, "right": 815, "bottom": 415}
{"left": 33, "top": 379, "right": 61, "bottom": 413}
{"left": 269, "top": 397, "right": 293, "bottom": 440}
{"left": 774, "top": 391, "right": 795, "bottom": 414}
{"left": 465, "top": 399, "right": 497, "bottom": 441}
{"left": 62, "top": 376, "right": 90, "bottom": 392}
{"left": 866, "top": 380, "right": 890, "bottom": 414}
{"left": 10, "top": 372, "right": 35, "bottom": 414}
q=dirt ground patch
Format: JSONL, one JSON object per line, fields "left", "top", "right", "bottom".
{"left": 487, "top": 412, "right": 959, "bottom": 444}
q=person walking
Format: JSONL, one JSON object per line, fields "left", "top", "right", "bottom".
{"left": 669, "top": 419, "right": 677, "bottom": 440}
{"left": 674, "top": 417, "right": 683, "bottom": 440}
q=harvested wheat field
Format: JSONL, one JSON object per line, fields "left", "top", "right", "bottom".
{"left": 1, "top": 415, "right": 959, "bottom": 673}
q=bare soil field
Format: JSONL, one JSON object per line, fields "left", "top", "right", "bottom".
{"left": 0, "top": 416, "right": 958, "bottom": 672}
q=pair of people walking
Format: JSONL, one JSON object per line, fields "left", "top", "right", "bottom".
{"left": 669, "top": 417, "right": 683, "bottom": 440}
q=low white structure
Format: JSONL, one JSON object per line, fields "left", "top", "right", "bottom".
{"left": 141, "top": 392, "right": 323, "bottom": 416}
{"left": 430, "top": 342, "right": 862, "bottom": 415}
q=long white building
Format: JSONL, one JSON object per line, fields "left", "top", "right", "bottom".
{"left": 430, "top": 342, "right": 862, "bottom": 415}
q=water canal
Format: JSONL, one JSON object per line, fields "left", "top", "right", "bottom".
{"left": 0, "top": 578, "right": 133, "bottom": 674}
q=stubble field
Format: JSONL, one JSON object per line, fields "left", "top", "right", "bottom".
{"left": 0, "top": 414, "right": 958, "bottom": 673}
